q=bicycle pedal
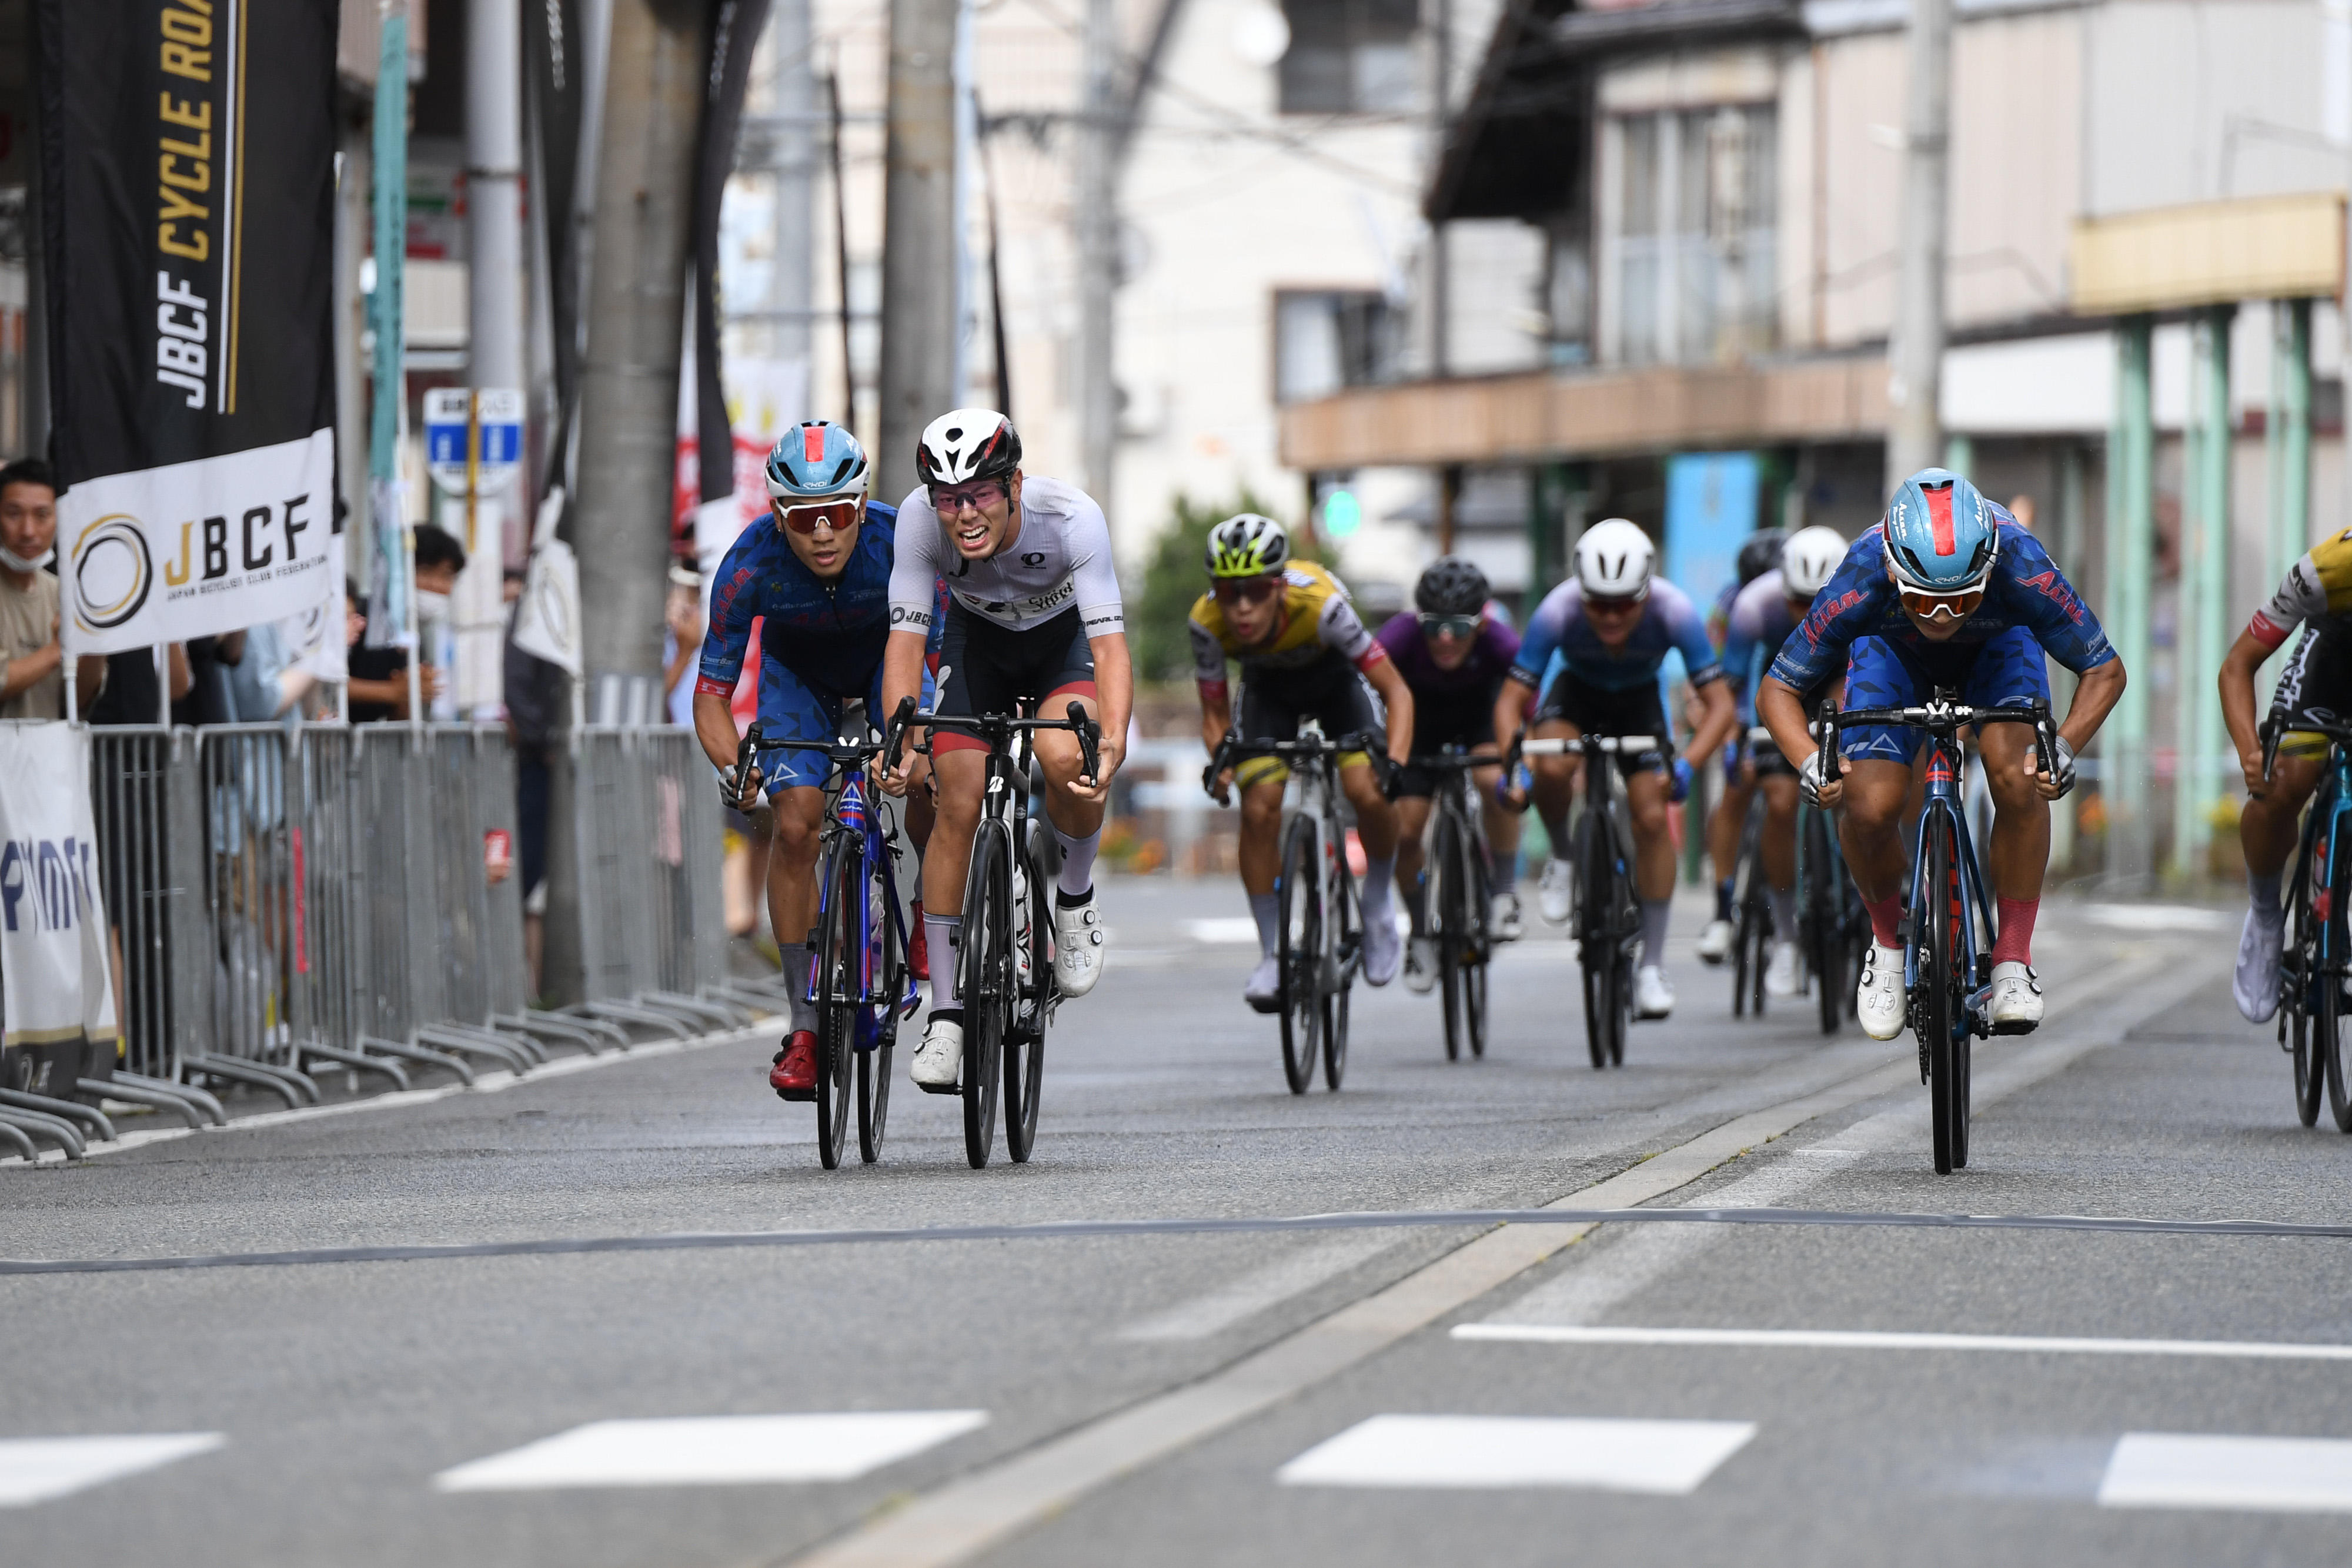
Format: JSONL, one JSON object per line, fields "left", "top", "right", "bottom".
{"left": 1988, "top": 1018, "right": 2038, "bottom": 1037}
{"left": 914, "top": 1078, "right": 963, "bottom": 1097}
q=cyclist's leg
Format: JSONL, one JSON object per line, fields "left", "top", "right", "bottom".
{"left": 1964, "top": 627, "right": 2052, "bottom": 965}
{"left": 1707, "top": 746, "right": 1756, "bottom": 934}
{"left": 1836, "top": 638, "right": 1927, "bottom": 943}
{"left": 918, "top": 610, "right": 1000, "bottom": 1029}
{"left": 1391, "top": 793, "right": 1435, "bottom": 934}
{"left": 1472, "top": 763, "right": 1520, "bottom": 905}
{"left": 1758, "top": 767, "right": 1802, "bottom": 989}
{"left": 1331, "top": 665, "right": 1402, "bottom": 982}
{"left": 1231, "top": 675, "right": 1297, "bottom": 1001}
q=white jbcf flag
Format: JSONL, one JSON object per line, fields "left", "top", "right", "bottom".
{"left": 0, "top": 724, "right": 117, "bottom": 1049}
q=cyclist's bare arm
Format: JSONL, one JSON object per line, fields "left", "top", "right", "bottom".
{"left": 1758, "top": 675, "right": 1839, "bottom": 804}
{"left": 1491, "top": 673, "right": 1539, "bottom": 753}
{"left": 877, "top": 629, "right": 929, "bottom": 795}
{"left": 693, "top": 690, "right": 745, "bottom": 781}
{"left": 1065, "top": 630, "right": 1133, "bottom": 801}
{"left": 2054, "top": 658, "right": 2124, "bottom": 763}
{"left": 1683, "top": 676, "right": 1739, "bottom": 769}
{"left": 2220, "top": 630, "right": 2278, "bottom": 793}
{"left": 1365, "top": 656, "right": 1414, "bottom": 766}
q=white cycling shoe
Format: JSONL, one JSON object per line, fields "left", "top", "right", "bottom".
{"left": 1053, "top": 891, "right": 1105, "bottom": 997}
{"left": 1696, "top": 918, "right": 1734, "bottom": 965}
{"left": 1492, "top": 892, "right": 1524, "bottom": 941}
{"left": 911, "top": 1014, "right": 963, "bottom": 1093}
{"left": 1857, "top": 942, "right": 1906, "bottom": 1041}
{"left": 1538, "top": 858, "right": 1575, "bottom": 925}
{"left": 1765, "top": 942, "right": 1800, "bottom": 998}
{"left": 1403, "top": 935, "right": 1438, "bottom": 994}
{"left": 1634, "top": 965, "right": 1675, "bottom": 1019}
{"left": 2234, "top": 906, "right": 2286, "bottom": 1024}
{"left": 1362, "top": 910, "right": 1402, "bottom": 987}
{"left": 1243, "top": 955, "right": 1282, "bottom": 1014}
{"left": 1988, "top": 961, "right": 2044, "bottom": 1034}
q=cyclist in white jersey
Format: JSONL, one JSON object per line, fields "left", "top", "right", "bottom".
{"left": 880, "top": 409, "right": 1132, "bottom": 1091}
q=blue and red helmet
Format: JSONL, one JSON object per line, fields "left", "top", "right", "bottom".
{"left": 1882, "top": 469, "right": 1997, "bottom": 594}
{"left": 764, "top": 420, "right": 870, "bottom": 500}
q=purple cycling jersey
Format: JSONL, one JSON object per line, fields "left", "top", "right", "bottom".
{"left": 1374, "top": 607, "right": 1521, "bottom": 702}
{"left": 1766, "top": 517, "right": 2115, "bottom": 693}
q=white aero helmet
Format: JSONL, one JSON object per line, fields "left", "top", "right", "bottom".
{"left": 1573, "top": 518, "right": 1655, "bottom": 600}
{"left": 1780, "top": 526, "right": 1847, "bottom": 599}
{"left": 915, "top": 408, "right": 1022, "bottom": 487}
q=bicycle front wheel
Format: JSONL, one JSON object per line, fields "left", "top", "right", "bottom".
{"left": 1004, "top": 821, "right": 1053, "bottom": 1162}
{"left": 1322, "top": 861, "right": 1353, "bottom": 1091}
{"left": 858, "top": 868, "right": 898, "bottom": 1163}
{"left": 1803, "top": 809, "right": 1844, "bottom": 1036}
{"left": 813, "top": 834, "right": 860, "bottom": 1170}
{"left": 1432, "top": 808, "right": 1465, "bottom": 1062}
{"left": 1277, "top": 814, "right": 1322, "bottom": 1095}
{"left": 2291, "top": 853, "right": 2323, "bottom": 1127}
{"left": 2324, "top": 845, "right": 2352, "bottom": 1134}
{"left": 1925, "top": 813, "right": 1967, "bottom": 1175}
{"left": 1732, "top": 810, "right": 1768, "bottom": 1018}
{"left": 1464, "top": 827, "right": 1491, "bottom": 1061}
{"left": 959, "top": 821, "right": 1011, "bottom": 1168}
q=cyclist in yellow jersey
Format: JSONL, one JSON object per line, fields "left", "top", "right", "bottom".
{"left": 1190, "top": 514, "right": 1414, "bottom": 1009}
{"left": 2221, "top": 527, "right": 2352, "bottom": 1019}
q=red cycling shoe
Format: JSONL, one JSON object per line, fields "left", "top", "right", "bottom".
{"left": 770, "top": 1031, "right": 818, "bottom": 1101}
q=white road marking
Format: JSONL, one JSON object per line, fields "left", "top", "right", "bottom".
{"left": 1184, "top": 918, "right": 1260, "bottom": 944}
{"left": 0, "top": 1433, "right": 223, "bottom": 1507}
{"left": 433, "top": 1412, "right": 988, "bottom": 1492}
{"left": 1275, "top": 1415, "right": 1756, "bottom": 1494}
{"left": 1454, "top": 1325, "right": 2352, "bottom": 1361}
{"left": 2083, "top": 902, "right": 2233, "bottom": 932}
{"left": 2099, "top": 1433, "right": 2352, "bottom": 1512}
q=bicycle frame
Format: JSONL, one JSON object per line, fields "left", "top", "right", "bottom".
{"left": 2276, "top": 723, "right": 2352, "bottom": 1023}
{"left": 1209, "top": 720, "right": 1365, "bottom": 987}
{"left": 1901, "top": 730, "right": 1997, "bottom": 1016}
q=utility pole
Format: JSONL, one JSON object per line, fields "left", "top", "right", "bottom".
{"left": 1428, "top": 0, "right": 1451, "bottom": 378}
{"left": 572, "top": 0, "right": 706, "bottom": 712}
{"left": 469, "top": 0, "right": 528, "bottom": 396}
{"left": 770, "top": 0, "right": 817, "bottom": 373}
{"left": 878, "top": 0, "right": 960, "bottom": 496}
{"left": 1074, "top": 0, "right": 1118, "bottom": 503}
{"left": 1885, "top": 0, "right": 1952, "bottom": 490}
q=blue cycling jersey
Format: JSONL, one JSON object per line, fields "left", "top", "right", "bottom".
{"left": 1766, "top": 517, "right": 2114, "bottom": 693}
{"left": 1720, "top": 568, "right": 1802, "bottom": 721}
{"left": 1510, "top": 576, "right": 1723, "bottom": 695}
{"left": 697, "top": 501, "right": 903, "bottom": 698}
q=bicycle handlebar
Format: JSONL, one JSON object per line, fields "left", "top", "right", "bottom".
{"left": 1513, "top": 733, "right": 1662, "bottom": 760}
{"left": 1818, "top": 696, "right": 2056, "bottom": 782}
{"left": 884, "top": 696, "right": 1102, "bottom": 777}
{"left": 1202, "top": 729, "right": 1389, "bottom": 798}
{"left": 2258, "top": 711, "right": 2352, "bottom": 784}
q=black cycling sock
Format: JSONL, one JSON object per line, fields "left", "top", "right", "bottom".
{"left": 927, "top": 1006, "right": 965, "bottom": 1026}
{"left": 1715, "top": 877, "right": 1735, "bottom": 922}
{"left": 1054, "top": 885, "right": 1094, "bottom": 907}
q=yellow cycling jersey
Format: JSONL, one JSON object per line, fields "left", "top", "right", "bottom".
{"left": 2252, "top": 527, "right": 2352, "bottom": 648}
{"left": 1186, "top": 562, "right": 1381, "bottom": 691}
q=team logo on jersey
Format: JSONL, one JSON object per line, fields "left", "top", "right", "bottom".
{"left": 1023, "top": 551, "right": 1045, "bottom": 567}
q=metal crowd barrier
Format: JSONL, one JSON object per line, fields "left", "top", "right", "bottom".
{"left": 48, "top": 720, "right": 746, "bottom": 1126}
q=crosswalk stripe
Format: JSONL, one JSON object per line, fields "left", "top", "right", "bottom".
{"left": 434, "top": 1412, "right": 988, "bottom": 1492}
{"left": 1454, "top": 1323, "right": 2352, "bottom": 1360}
{"left": 2100, "top": 1433, "right": 2352, "bottom": 1512}
{"left": 0, "top": 1434, "right": 223, "bottom": 1507}
{"left": 1276, "top": 1415, "right": 1757, "bottom": 1494}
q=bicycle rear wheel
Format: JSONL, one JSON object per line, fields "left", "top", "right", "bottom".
{"left": 1572, "top": 813, "right": 1609, "bottom": 1069}
{"left": 1277, "top": 814, "right": 1322, "bottom": 1094}
{"left": 2290, "top": 851, "right": 2323, "bottom": 1128}
{"left": 1004, "top": 822, "right": 1053, "bottom": 1163}
{"left": 813, "top": 835, "right": 859, "bottom": 1170}
{"left": 1322, "top": 861, "right": 1353, "bottom": 1091}
{"left": 1732, "top": 810, "right": 1768, "bottom": 1018}
{"left": 959, "top": 822, "right": 1011, "bottom": 1168}
{"left": 1925, "top": 813, "right": 1967, "bottom": 1175}
{"left": 1464, "top": 829, "right": 1491, "bottom": 1061}
{"left": 1433, "top": 810, "right": 1466, "bottom": 1062}
{"left": 2324, "top": 844, "right": 2352, "bottom": 1134}
{"left": 857, "top": 871, "right": 898, "bottom": 1164}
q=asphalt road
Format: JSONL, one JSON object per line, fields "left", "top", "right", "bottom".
{"left": 4, "top": 874, "right": 2345, "bottom": 1568}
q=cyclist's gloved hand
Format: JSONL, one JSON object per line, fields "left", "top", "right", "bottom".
{"left": 1668, "top": 756, "right": 1693, "bottom": 804}
{"left": 1798, "top": 750, "right": 1832, "bottom": 807}
{"left": 718, "top": 762, "right": 758, "bottom": 811}
{"left": 1381, "top": 760, "right": 1405, "bottom": 802}
{"left": 2042, "top": 736, "right": 2077, "bottom": 799}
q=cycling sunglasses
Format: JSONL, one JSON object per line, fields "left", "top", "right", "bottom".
{"left": 1899, "top": 586, "right": 1985, "bottom": 621}
{"left": 1584, "top": 591, "right": 1646, "bottom": 615}
{"left": 776, "top": 497, "right": 861, "bottom": 535}
{"left": 1213, "top": 576, "right": 1283, "bottom": 606}
{"left": 928, "top": 479, "right": 1007, "bottom": 514}
{"left": 1418, "top": 612, "right": 1480, "bottom": 639}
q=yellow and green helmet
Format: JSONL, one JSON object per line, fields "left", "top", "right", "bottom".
{"left": 1204, "top": 513, "right": 1291, "bottom": 579}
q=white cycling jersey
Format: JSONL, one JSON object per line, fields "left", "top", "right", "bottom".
{"left": 888, "top": 475, "right": 1126, "bottom": 637}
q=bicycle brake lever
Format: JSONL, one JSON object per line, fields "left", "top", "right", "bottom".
{"left": 883, "top": 697, "right": 917, "bottom": 773}
{"left": 1068, "top": 700, "right": 1101, "bottom": 784}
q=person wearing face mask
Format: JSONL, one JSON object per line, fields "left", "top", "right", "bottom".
{"left": 0, "top": 457, "right": 106, "bottom": 720}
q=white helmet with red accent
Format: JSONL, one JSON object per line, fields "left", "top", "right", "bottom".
{"left": 916, "top": 408, "right": 1023, "bottom": 486}
{"left": 1573, "top": 518, "right": 1655, "bottom": 600}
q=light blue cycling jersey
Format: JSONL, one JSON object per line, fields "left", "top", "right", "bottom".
{"left": 1510, "top": 576, "right": 1724, "bottom": 695}
{"left": 1719, "top": 568, "right": 1802, "bottom": 721}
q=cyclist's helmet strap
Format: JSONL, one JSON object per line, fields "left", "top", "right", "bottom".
{"left": 1882, "top": 467, "right": 1997, "bottom": 593}
{"left": 916, "top": 407, "right": 1023, "bottom": 486}
{"left": 1205, "top": 513, "right": 1291, "bottom": 579}
{"left": 764, "top": 420, "right": 871, "bottom": 500}
{"left": 1415, "top": 555, "right": 1489, "bottom": 616}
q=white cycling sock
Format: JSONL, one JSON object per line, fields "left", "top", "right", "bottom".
{"left": 926, "top": 914, "right": 963, "bottom": 1011}
{"left": 1638, "top": 898, "right": 1673, "bottom": 970}
{"left": 780, "top": 943, "right": 816, "bottom": 1035}
{"left": 1765, "top": 884, "right": 1798, "bottom": 945}
{"left": 1054, "top": 824, "right": 1100, "bottom": 899}
{"left": 1249, "top": 891, "right": 1281, "bottom": 957}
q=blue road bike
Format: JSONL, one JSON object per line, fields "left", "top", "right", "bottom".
{"left": 739, "top": 719, "right": 921, "bottom": 1169}
{"left": 1817, "top": 692, "right": 2057, "bottom": 1175}
{"left": 2261, "top": 713, "right": 2352, "bottom": 1130}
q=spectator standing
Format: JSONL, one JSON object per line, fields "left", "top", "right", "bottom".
{"left": 88, "top": 644, "right": 191, "bottom": 726}
{"left": 0, "top": 457, "right": 105, "bottom": 719}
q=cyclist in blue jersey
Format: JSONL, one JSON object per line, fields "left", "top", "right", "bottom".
{"left": 694, "top": 421, "right": 934, "bottom": 1103}
{"left": 1494, "top": 518, "right": 1740, "bottom": 1019}
{"left": 1696, "top": 527, "right": 1847, "bottom": 991}
{"left": 1707, "top": 527, "right": 1789, "bottom": 651}
{"left": 1755, "top": 470, "right": 2124, "bottom": 1039}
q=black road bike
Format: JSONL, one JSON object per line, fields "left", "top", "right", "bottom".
{"left": 887, "top": 696, "right": 1100, "bottom": 1168}
{"left": 1413, "top": 747, "right": 1498, "bottom": 1062}
{"left": 1207, "top": 723, "right": 1366, "bottom": 1093}
{"left": 2260, "top": 713, "right": 2352, "bottom": 1129}
{"left": 1511, "top": 730, "right": 1660, "bottom": 1069}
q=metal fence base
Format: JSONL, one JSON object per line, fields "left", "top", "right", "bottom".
{"left": 80, "top": 1077, "right": 212, "bottom": 1130}
{"left": 0, "top": 1109, "right": 85, "bottom": 1158}
{"left": 413, "top": 1027, "right": 533, "bottom": 1075}
{"left": 184, "top": 1054, "right": 319, "bottom": 1109}
{"left": 118, "top": 1071, "right": 226, "bottom": 1125}
{"left": 0, "top": 1089, "right": 116, "bottom": 1144}
{"left": 496, "top": 1012, "right": 609, "bottom": 1055}
{"left": 576, "top": 1000, "right": 692, "bottom": 1038}
{"left": 298, "top": 1042, "right": 410, "bottom": 1092}
{"left": 645, "top": 989, "right": 744, "bottom": 1029}
{"left": 361, "top": 1036, "right": 475, "bottom": 1087}
{"left": 0, "top": 1121, "right": 36, "bottom": 1161}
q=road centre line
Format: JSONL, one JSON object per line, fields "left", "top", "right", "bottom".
{"left": 1452, "top": 1323, "right": 2352, "bottom": 1360}
{"left": 783, "top": 947, "right": 2224, "bottom": 1568}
